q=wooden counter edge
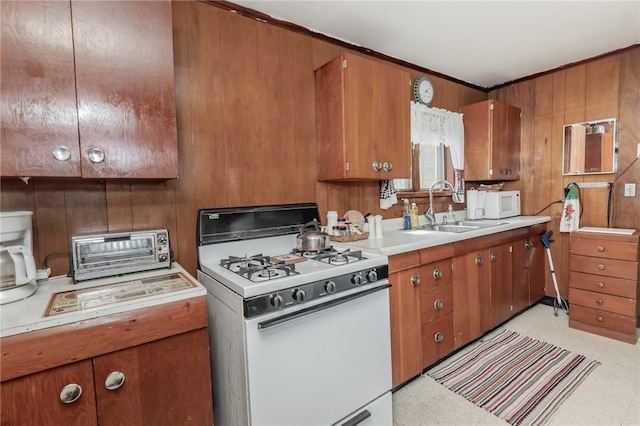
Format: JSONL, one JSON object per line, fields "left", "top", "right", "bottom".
{"left": 1, "top": 296, "right": 208, "bottom": 382}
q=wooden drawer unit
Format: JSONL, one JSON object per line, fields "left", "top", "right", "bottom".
{"left": 569, "top": 231, "right": 639, "bottom": 344}
{"left": 422, "top": 313, "right": 455, "bottom": 367}
{"left": 421, "top": 282, "right": 453, "bottom": 323}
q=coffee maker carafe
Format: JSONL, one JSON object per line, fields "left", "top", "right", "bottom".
{"left": 0, "top": 211, "right": 38, "bottom": 304}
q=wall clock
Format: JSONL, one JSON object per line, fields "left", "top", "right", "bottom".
{"left": 413, "top": 76, "right": 434, "bottom": 106}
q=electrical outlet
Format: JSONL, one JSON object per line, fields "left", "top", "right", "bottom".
{"left": 624, "top": 183, "right": 636, "bottom": 197}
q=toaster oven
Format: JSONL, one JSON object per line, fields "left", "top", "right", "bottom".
{"left": 70, "top": 229, "right": 171, "bottom": 282}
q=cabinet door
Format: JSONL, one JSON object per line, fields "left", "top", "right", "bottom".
{"left": 452, "top": 250, "right": 491, "bottom": 348}
{"left": 379, "top": 62, "right": 411, "bottom": 179}
{"left": 342, "top": 53, "right": 379, "bottom": 179}
{"left": 491, "top": 101, "right": 521, "bottom": 181}
{"left": 389, "top": 267, "right": 422, "bottom": 387}
{"left": 1, "top": 1, "right": 81, "bottom": 177}
{"left": 93, "top": 329, "right": 213, "bottom": 425}
{"left": 72, "top": 0, "right": 178, "bottom": 178}
{"left": 1, "top": 360, "right": 97, "bottom": 426}
{"left": 489, "top": 242, "right": 512, "bottom": 327}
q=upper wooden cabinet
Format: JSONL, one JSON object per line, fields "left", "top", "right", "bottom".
{"left": 1, "top": 1, "right": 178, "bottom": 179}
{"left": 461, "top": 99, "right": 521, "bottom": 181}
{"left": 315, "top": 52, "right": 411, "bottom": 180}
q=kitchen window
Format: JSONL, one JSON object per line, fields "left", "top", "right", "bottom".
{"left": 396, "top": 103, "right": 465, "bottom": 199}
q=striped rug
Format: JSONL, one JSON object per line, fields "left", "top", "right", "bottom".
{"left": 428, "top": 329, "right": 600, "bottom": 426}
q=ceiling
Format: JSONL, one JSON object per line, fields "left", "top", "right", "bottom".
{"left": 228, "top": 1, "right": 640, "bottom": 89}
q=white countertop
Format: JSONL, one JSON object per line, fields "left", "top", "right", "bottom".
{"left": 333, "top": 215, "right": 552, "bottom": 256}
{"left": 0, "top": 263, "right": 206, "bottom": 338}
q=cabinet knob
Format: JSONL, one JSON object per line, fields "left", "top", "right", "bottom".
{"left": 104, "top": 371, "right": 126, "bottom": 390}
{"left": 501, "top": 168, "right": 512, "bottom": 175}
{"left": 434, "top": 332, "right": 444, "bottom": 343}
{"left": 596, "top": 246, "right": 605, "bottom": 252}
{"left": 87, "top": 148, "right": 105, "bottom": 164}
{"left": 433, "top": 299, "right": 443, "bottom": 311}
{"left": 410, "top": 274, "right": 421, "bottom": 287}
{"left": 596, "top": 282, "right": 605, "bottom": 288}
{"left": 490, "top": 252, "right": 498, "bottom": 262}
{"left": 372, "top": 161, "right": 382, "bottom": 171}
{"left": 59, "top": 383, "right": 83, "bottom": 404}
{"left": 598, "top": 264, "right": 605, "bottom": 270}
{"left": 52, "top": 146, "right": 71, "bottom": 162}
{"left": 475, "top": 256, "right": 483, "bottom": 265}
{"left": 596, "top": 299, "right": 604, "bottom": 306}
{"left": 433, "top": 268, "right": 442, "bottom": 280}
{"left": 382, "top": 161, "right": 392, "bottom": 172}
{"left": 596, "top": 315, "right": 604, "bottom": 323}
{"left": 524, "top": 241, "right": 535, "bottom": 249}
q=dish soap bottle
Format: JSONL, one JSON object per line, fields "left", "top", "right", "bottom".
{"left": 447, "top": 204, "right": 455, "bottom": 223}
{"left": 403, "top": 198, "right": 411, "bottom": 230}
{"left": 410, "top": 202, "right": 419, "bottom": 229}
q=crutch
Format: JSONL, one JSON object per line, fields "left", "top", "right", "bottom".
{"left": 541, "top": 230, "right": 569, "bottom": 316}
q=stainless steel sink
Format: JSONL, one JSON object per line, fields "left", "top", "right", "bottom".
{"left": 420, "top": 224, "right": 480, "bottom": 233}
{"left": 455, "top": 220, "right": 507, "bottom": 228}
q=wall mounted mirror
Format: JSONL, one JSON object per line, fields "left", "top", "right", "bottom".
{"left": 562, "top": 118, "right": 617, "bottom": 175}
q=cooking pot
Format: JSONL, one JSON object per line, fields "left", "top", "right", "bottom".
{"left": 0, "top": 245, "right": 37, "bottom": 289}
{"left": 296, "top": 220, "right": 330, "bottom": 252}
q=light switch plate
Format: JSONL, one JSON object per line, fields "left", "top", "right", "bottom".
{"left": 624, "top": 183, "right": 636, "bottom": 197}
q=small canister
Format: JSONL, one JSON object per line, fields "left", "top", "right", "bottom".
{"left": 326, "top": 211, "right": 338, "bottom": 235}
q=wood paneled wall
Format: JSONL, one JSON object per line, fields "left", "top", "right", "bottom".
{"left": 491, "top": 48, "right": 640, "bottom": 298}
{"left": 1, "top": 0, "right": 638, "bottom": 303}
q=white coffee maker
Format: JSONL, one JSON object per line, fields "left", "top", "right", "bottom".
{"left": 0, "top": 211, "right": 38, "bottom": 304}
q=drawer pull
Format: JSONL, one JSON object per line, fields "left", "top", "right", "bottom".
{"left": 596, "top": 246, "right": 605, "bottom": 252}
{"left": 59, "top": 384, "right": 83, "bottom": 404}
{"left": 596, "top": 282, "right": 605, "bottom": 288}
{"left": 434, "top": 332, "right": 444, "bottom": 343}
{"left": 434, "top": 299, "right": 443, "bottom": 311}
{"left": 433, "top": 268, "right": 443, "bottom": 280}
{"left": 596, "top": 315, "right": 604, "bottom": 322}
{"left": 597, "top": 264, "right": 605, "bottom": 270}
{"left": 490, "top": 252, "right": 498, "bottom": 262}
{"left": 410, "top": 274, "right": 421, "bottom": 287}
{"left": 596, "top": 299, "right": 604, "bottom": 306}
{"left": 105, "top": 371, "right": 125, "bottom": 390}
{"left": 475, "top": 256, "right": 483, "bottom": 265}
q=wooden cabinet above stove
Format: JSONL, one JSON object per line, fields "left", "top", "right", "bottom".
{"left": 315, "top": 52, "right": 411, "bottom": 180}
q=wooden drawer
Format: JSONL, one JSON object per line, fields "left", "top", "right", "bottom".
{"left": 570, "top": 234, "right": 638, "bottom": 261}
{"left": 419, "top": 260, "right": 452, "bottom": 290}
{"left": 569, "top": 288, "right": 636, "bottom": 316}
{"left": 389, "top": 251, "right": 421, "bottom": 273}
{"left": 569, "top": 305, "right": 637, "bottom": 343}
{"left": 421, "top": 313, "right": 454, "bottom": 368}
{"left": 569, "top": 271, "right": 637, "bottom": 298}
{"left": 421, "top": 282, "right": 453, "bottom": 323}
{"left": 570, "top": 255, "right": 638, "bottom": 280}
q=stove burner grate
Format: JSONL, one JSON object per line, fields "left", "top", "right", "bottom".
{"left": 220, "top": 253, "right": 300, "bottom": 282}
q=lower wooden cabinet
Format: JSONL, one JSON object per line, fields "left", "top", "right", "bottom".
{"left": 569, "top": 230, "right": 639, "bottom": 344}
{"left": 1, "top": 298, "right": 214, "bottom": 425}
{"left": 389, "top": 224, "right": 548, "bottom": 388}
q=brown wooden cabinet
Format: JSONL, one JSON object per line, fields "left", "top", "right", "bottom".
{"left": 418, "top": 247, "right": 455, "bottom": 368}
{"left": 489, "top": 242, "right": 513, "bottom": 327}
{"left": 389, "top": 251, "right": 423, "bottom": 388}
{"left": 511, "top": 224, "right": 547, "bottom": 313}
{"left": 1, "top": 298, "right": 213, "bottom": 425}
{"left": 1, "top": 1, "right": 178, "bottom": 179}
{"left": 461, "top": 99, "right": 521, "bottom": 181}
{"left": 315, "top": 52, "right": 410, "bottom": 180}
{"left": 569, "top": 230, "right": 639, "bottom": 344}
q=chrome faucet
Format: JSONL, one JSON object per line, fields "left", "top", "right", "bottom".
{"left": 425, "top": 179, "right": 456, "bottom": 225}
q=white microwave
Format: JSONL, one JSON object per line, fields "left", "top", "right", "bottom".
{"left": 483, "top": 190, "right": 521, "bottom": 219}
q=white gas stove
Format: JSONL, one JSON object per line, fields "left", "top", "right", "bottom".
{"left": 196, "top": 203, "right": 393, "bottom": 426}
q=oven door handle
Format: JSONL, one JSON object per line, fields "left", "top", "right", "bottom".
{"left": 337, "top": 409, "right": 371, "bottom": 426}
{"left": 257, "top": 283, "right": 391, "bottom": 330}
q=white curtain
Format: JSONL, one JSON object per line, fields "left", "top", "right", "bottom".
{"left": 410, "top": 101, "right": 465, "bottom": 202}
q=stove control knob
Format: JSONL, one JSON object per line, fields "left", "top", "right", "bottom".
{"left": 325, "top": 281, "right": 337, "bottom": 294}
{"left": 270, "top": 294, "right": 284, "bottom": 309}
{"left": 292, "top": 289, "right": 305, "bottom": 303}
{"left": 366, "top": 270, "right": 378, "bottom": 282}
{"left": 351, "top": 273, "right": 363, "bottom": 286}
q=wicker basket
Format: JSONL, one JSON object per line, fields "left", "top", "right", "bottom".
{"left": 329, "top": 232, "right": 369, "bottom": 242}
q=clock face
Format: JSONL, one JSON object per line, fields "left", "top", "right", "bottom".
{"left": 414, "top": 77, "right": 434, "bottom": 106}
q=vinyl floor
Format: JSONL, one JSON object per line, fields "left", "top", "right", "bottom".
{"left": 392, "top": 303, "right": 640, "bottom": 425}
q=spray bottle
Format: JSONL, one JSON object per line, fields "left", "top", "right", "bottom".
{"left": 402, "top": 198, "right": 411, "bottom": 230}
